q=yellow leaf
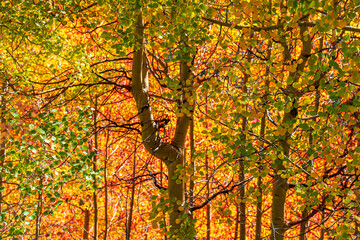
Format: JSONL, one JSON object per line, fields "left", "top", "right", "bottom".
{"left": 335, "top": 158, "right": 344, "bottom": 165}
{"left": 152, "top": 220, "right": 158, "bottom": 229}
{"left": 338, "top": 20, "right": 347, "bottom": 28}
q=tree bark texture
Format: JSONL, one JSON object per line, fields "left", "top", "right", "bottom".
{"left": 131, "top": 13, "right": 192, "bottom": 237}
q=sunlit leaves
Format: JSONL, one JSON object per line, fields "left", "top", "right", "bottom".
{"left": 0, "top": 103, "right": 94, "bottom": 238}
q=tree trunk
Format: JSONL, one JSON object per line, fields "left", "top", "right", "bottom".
{"left": 205, "top": 144, "right": 211, "bottom": 240}
{"left": 255, "top": 35, "right": 271, "bottom": 240}
{"left": 93, "top": 98, "right": 98, "bottom": 240}
{"left": 0, "top": 134, "right": 4, "bottom": 222}
{"left": 167, "top": 158, "right": 185, "bottom": 234}
{"left": 131, "top": 12, "right": 192, "bottom": 237}
{"left": 160, "top": 161, "right": 168, "bottom": 240}
{"left": 126, "top": 137, "right": 137, "bottom": 240}
{"left": 83, "top": 209, "right": 90, "bottom": 240}
{"left": 189, "top": 118, "right": 195, "bottom": 216}
{"left": 255, "top": 176, "right": 262, "bottom": 240}
{"left": 0, "top": 109, "right": 5, "bottom": 224}
{"left": 0, "top": 80, "right": 8, "bottom": 221}
{"left": 35, "top": 177, "right": 43, "bottom": 240}
{"left": 205, "top": 96, "right": 211, "bottom": 240}
{"left": 235, "top": 45, "right": 251, "bottom": 240}
{"left": 300, "top": 35, "right": 322, "bottom": 240}
{"left": 270, "top": 12, "right": 311, "bottom": 239}
{"left": 236, "top": 160, "right": 246, "bottom": 240}
{"left": 271, "top": 161, "right": 288, "bottom": 240}
{"left": 103, "top": 130, "right": 109, "bottom": 240}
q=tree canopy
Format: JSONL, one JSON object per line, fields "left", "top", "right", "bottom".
{"left": 1, "top": 0, "right": 360, "bottom": 239}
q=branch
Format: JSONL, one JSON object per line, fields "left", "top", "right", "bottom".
{"left": 190, "top": 177, "right": 253, "bottom": 212}
{"left": 31, "top": 81, "right": 131, "bottom": 95}
{"left": 131, "top": 13, "right": 182, "bottom": 165}
{"left": 90, "top": 58, "right": 133, "bottom": 67}
{"left": 286, "top": 195, "right": 327, "bottom": 228}
{"left": 93, "top": 71, "right": 132, "bottom": 91}
{"left": 301, "top": 115, "right": 319, "bottom": 121}
{"left": 202, "top": 17, "right": 360, "bottom": 33}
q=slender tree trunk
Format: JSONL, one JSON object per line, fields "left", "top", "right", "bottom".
{"left": 189, "top": 118, "right": 195, "bottom": 215}
{"left": 300, "top": 89, "right": 320, "bottom": 240}
{"left": 271, "top": 151, "right": 288, "bottom": 240}
{"left": 83, "top": 209, "right": 90, "bottom": 240}
{"left": 235, "top": 160, "right": 246, "bottom": 240}
{"left": 160, "top": 161, "right": 168, "bottom": 240}
{"left": 255, "top": 35, "right": 271, "bottom": 240}
{"left": 93, "top": 98, "right": 98, "bottom": 240}
{"left": 103, "top": 130, "right": 109, "bottom": 240}
{"left": 205, "top": 95, "right": 211, "bottom": 240}
{"left": 0, "top": 132, "right": 4, "bottom": 221}
{"left": 255, "top": 112, "right": 266, "bottom": 240}
{"left": 205, "top": 148, "right": 211, "bottom": 240}
{"left": 160, "top": 160, "right": 168, "bottom": 240}
{"left": 255, "top": 176, "right": 262, "bottom": 240}
{"left": 254, "top": 83, "right": 266, "bottom": 240}
{"left": 0, "top": 80, "right": 8, "bottom": 220}
{"left": 35, "top": 177, "right": 43, "bottom": 240}
{"left": 319, "top": 212, "right": 325, "bottom": 240}
{"left": 126, "top": 137, "right": 137, "bottom": 240}
{"left": 255, "top": 2, "right": 272, "bottom": 238}
{"left": 235, "top": 46, "right": 251, "bottom": 240}
{"left": 255, "top": 107, "right": 266, "bottom": 240}
{"left": 0, "top": 110, "right": 5, "bottom": 222}
{"left": 300, "top": 35, "right": 322, "bottom": 240}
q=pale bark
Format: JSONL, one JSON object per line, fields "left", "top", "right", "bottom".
{"left": 0, "top": 135, "right": 3, "bottom": 222}
{"left": 205, "top": 96, "right": 211, "bottom": 240}
{"left": 160, "top": 161, "right": 168, "bottom": 240}
{"left": 0, "top": 80, "right": 8, "bottom": 219}
{"left": 189, "top": 118, "right": 195, "bottom": 215}
{"left": 131, "top": 13, "right": 192, "bottom": 235}
{"left": 205, "top": 154, "right": 211, "bottom": 240}
{"left": 255, "top": 176, "right": 262, "bottom": 240}
{"left": 206, "top": 193, "right": 211, "bottom": 240}
{"left": 235, "top": 159, "right": 246, "bottom": 240}
{"left": 93, "top": 98, "right": 98, "bottom": 240}
{"left": 126, "top": 137, "right": 137, "bottom": 240}
{"left": 131, "top": 14, "right": 187, "bottom": 165}
{"left": 0, "top": 140, "right": 3, "bottom": 219}
{"left": 205, "top": 140, "right": 211, "bottom": 240}
{"left": 35, "top": 177, "right": 43, "bottom": 240}
{"left": 103, "top": 130, "right": 109, "bottom": 240}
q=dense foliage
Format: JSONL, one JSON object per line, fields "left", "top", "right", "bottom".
{"left": 1, "top": 0, "right": 360, "bottom": 239}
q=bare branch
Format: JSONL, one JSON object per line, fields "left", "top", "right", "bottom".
{"left": 202, "top": 17, "right": 360, "bottom": 33}
{"left": 190, "top": 177, "right": 253, "bottom": 212}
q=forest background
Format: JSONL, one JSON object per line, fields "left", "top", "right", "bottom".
{"left": 1, "top": 0, "right": 360, "bottom": 239}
